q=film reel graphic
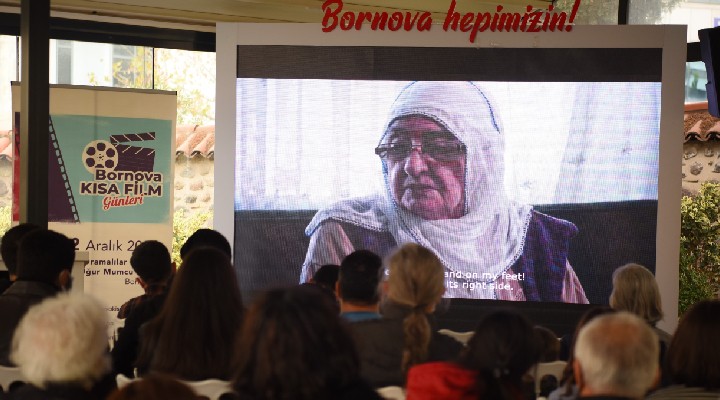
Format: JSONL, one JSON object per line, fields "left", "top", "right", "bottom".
{"left": 83, "top": 140, "right": 119, "bottom": 174}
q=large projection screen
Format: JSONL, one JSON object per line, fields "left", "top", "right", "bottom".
{"left": 216, "top": 24, "right": 685, "bottom": 332}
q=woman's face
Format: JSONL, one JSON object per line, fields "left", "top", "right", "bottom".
{"left": 384, "top": 116, "right": 466, "bottom": 220}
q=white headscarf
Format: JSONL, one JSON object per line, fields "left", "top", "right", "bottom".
{"left": 307, "top": 82, "right": 532, "bottom": 297}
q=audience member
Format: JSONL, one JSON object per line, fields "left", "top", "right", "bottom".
{"left": 406, "top": 309, "right": 541, "bottom": 400}
{"left": 310, "top": 264, "right": 340, "bottom": 292}
{"left": 609, "top": 264, "right": 672, "bottom": 352}
{"left": 179, "top": 228, "right": 232, "bottom": 260}
{"left": 350, "top": 243, "right": 463, "bottom": 387}
{"left": 535, "top": 325, "right": 561, "bottom": 398}
{"left": 535, "top": 325, "right": 560, "bottom": 363}
{"left": 307, "top": 264, "right": 341, "bottom": 311}
{"left": 107, "top": 374, "right": 197, "bottom": 400}
{"left": 550, "top": 307, "right": 616, "bottom": 400}
{"left": 610, "top": 263, "right": 672, "bottom": 388}
{"left": 117, "top": 240, "right": 174, "bottom": 319}
{"left": 337, "top": 250, "right": 383, "bottom": 322}
{"left": 7, "top": 293, "right": 115, "bottom": 400}
{"left": 0, "top": 223, "right": 40, "bottom": 293}
{"left": 573, "top": 312, "right": 660, "bottom": 400}
{"left": 648, "top": 299, "right": 720, "bottom": 399}
{"left": 136, "top": 247, "right": 243, "bottom": 380}
{"left": 232, "top": 285, "right": 382, "bottom": 400}
{"left": 0, "top": 229, "right": 74, "bottom": 365}
{"left": 112, "top": 240, "right": 174, "bottom": 377}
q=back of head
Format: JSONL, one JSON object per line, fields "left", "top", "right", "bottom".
{"left": 387, "top": 243, "right": 444, "bottom": 309}
{"left": 559, "top": 306, "right": 616, "bottom": 388}
{"left": 0, "top": 223, "right": 40, "bottom": 275}
{"left": 147, "top": 247, "right": 243, "bottom": 380}
{"left": 130, "top": 240, "right": 172, "bottom": 284}
{"left": 233, "top": 285, "right": 359, "bottom": 400}
{"left": 179, "top": 228, "right": 231, "bottom": 260}
{"left": 574, "top": 311, "right": 659, "bottom": 398}
{"left": 534, "top": 325, "right": 560, "bottom": 362}
{"left": 609, "top": 263, "right": 663, "bottom": 325}
{"left": 11, "top": 293, "right": 109, "bottom": 388}
{"left": 461, "top": 310, "right": 540, "bottom": 398}
{"left": 311, "top": 264, "right": 340, "bottom": 292}
{"left": 16, "top": 229, "right": 75, "bottom": 284}
{"left": 107, "top": 374, "right": 197, "bottom": 400}
{"left": 339, "top": 250, "right": 383, "bottom": 305}
{"left": 666, "top": 299, "right": 720, "bottom": 389}
{"left": 387, "top": 243, "right": 445, "bottom": 373}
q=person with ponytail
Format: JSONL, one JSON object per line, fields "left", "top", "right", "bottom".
{"left": 406, "top": 309, "right": 541, "bottom": 400}
{"left": 348, "top": 243, "right": 463, "bottom": 388}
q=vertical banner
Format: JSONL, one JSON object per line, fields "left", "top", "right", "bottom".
{"left": 11, "top": 84, "right": 176, "bottom": 327}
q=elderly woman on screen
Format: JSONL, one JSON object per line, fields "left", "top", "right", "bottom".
{"left": 301, "top": 81, "right": 587, "bottom": 303}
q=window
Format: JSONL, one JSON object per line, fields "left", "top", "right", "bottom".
{"left": 686, "top": 61, "right": 708, "bottom": 103}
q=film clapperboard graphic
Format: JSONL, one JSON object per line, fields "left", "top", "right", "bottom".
{"left": 76, "top": 131, "right": 157, "bottom": 218}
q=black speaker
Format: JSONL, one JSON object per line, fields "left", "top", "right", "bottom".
{"left": 699, "top": 27, "right": 720, "bottom": 117}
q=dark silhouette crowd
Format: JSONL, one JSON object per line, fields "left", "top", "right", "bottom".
{"left": 0, "top": 225, "right": 717, "bottom": 400}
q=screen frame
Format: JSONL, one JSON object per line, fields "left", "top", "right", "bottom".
{"left": 215, "top": 23, "right": 685, "bottom": 332}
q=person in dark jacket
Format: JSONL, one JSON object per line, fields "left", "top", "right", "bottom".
{"left": 111, "top": 240, "right": 173, "bottom": 378}
{"left": 0, "top": 223, "right": 40, "bottom": 294}
{"left": 0, "top": 229, "right": 74, "bottom": 366}
{"left": 350, "top": 243, "right": 463, "bottom": 387}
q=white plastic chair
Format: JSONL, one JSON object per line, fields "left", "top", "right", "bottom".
{"left": 116, "top": 373, "right": 135, "bottom": 388}
{"left": 533, "top": 360, "right": 567, "bottom": 397}
{"left": 180, "top": 379, "right": 234, "bottom": 400}
{"left": 438, "top": 328, "right": 474, "bottom": 345}
{"left": 0, "top": 365, "right": 25, "bottom": 392}
{"left": 377, "top": 385, "right": 406, "bottom": 400}
{"left": 116, "top": 374, "right": 233, "bottom": 400}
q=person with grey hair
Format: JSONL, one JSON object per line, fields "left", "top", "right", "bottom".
{"left": 573, "top": 312, "right": 660, "bottom": 400}
{"left": 300, "top": 81, "right": 587, "bottom": 303}
{"left": 7, "top": 293, "right": 115, "bottom": 399}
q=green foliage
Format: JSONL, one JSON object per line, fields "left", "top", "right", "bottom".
{"left": 103, "top": 46, "right": 215, "bottom": 126}
{"left": 172, "top": 208, "right": 212, "bottom": 266}
{"left": 153, "top": 49, "right": 215, "bottom": 126}
{"left": 679, "top": 183, "right": 720, "bottom": 314}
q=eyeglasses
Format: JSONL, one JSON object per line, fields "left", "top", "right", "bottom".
{"left": 375, "top": 140, "right": 466, "bottom": 162}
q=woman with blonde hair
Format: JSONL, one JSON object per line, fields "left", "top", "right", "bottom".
{"left": 609, "top": 262, "right": 671, "bottom": 387}
{"left": 348, "top": 243, "right": 463, "bottom": 388}
{"left": 609, "top": 263, "right": 671, "bottom": 346}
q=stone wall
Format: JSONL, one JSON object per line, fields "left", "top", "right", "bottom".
{"left": 173, "top": 155, "right": 214, "bottom": 217}
{"left": 683, "top": 141, "right": 720, "bottom": 196}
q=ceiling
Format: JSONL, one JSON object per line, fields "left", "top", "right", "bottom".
{"left": 0, "top": 0, "right": 555, "bottom": 29}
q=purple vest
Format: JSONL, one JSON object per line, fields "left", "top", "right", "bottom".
{"left": 340, "top": 210, "right": 577, "bottom": 302}
{"left": 510, "top": 210, "right": 578, "bottom": 302}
